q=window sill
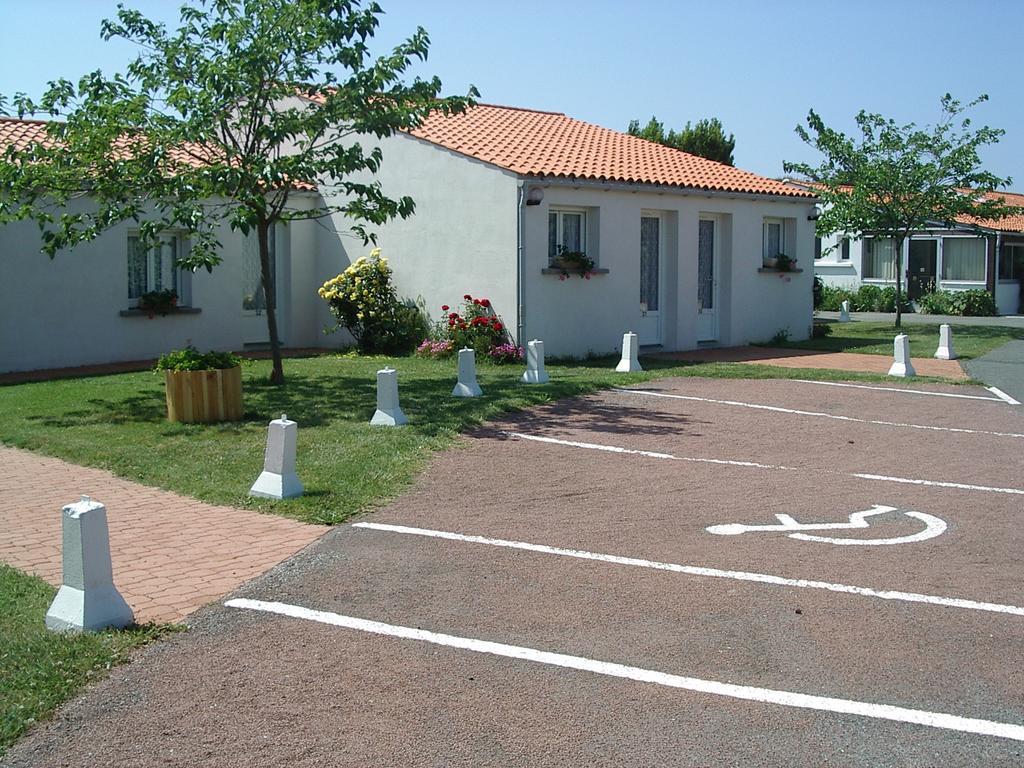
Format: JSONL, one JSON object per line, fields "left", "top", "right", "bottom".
{"left": 541, "top": 267, "right": 610, "bottom": 276}
{"left": 119, "top": 307, "right": 202, "bottom": 317}
{"left": 757, "top": 267, "right": 803, "bottom": 274}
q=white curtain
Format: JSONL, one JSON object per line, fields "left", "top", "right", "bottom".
{"left": 127, "top": 236, "right": 147, "bottom": 299}
{"left": 942, "top": 238, "right": 986, "bottom": 282}
{"left": 864, "top": 238, "right": 896, "bottom": 280}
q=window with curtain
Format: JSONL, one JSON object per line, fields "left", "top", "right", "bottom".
{"left": 127, "top": 233, "right": 181, "bottom": 305}
{"left": 762, "top": 218, "right": 784, "bottom": 264}
{"left": 548, "top": 209, "right": 587, "bottom": 264}
{"left": 242, "top": 224, "right": 277, "bottom": 312}
{"left": 862, "top": 238, "right": 897, "bottom": 280}
{"left": 941, "top": 238, "right": 986, "bottom": 282}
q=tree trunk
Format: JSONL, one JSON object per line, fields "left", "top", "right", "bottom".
{"left": 257, "top": 219, "right": 284, "bottom": 385}
{"left": 894, "top": 235, "right": 904, "bottom": 330}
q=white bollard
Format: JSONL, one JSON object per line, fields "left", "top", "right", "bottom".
{"left": 934, "top": 324, "right": 957, "bottom": 360}
{"left": 452, "top": 348, "right": 483, "bottom": 397}
{"left": 249, "top": 414, "right": 303, "bottom": 499}
{"left": 521, "top": 339, "right": 549, "bottom": 384}
{"left": 887, "top": 334, "right": 917, "bottom": 377}
{"left": 615, "top": 332, "right": 643, "bottom": 373}
{"left": 839, "top": 300, "right": 851, "bottom": 323}
{"left": 370, "top": 367, "right": 408, "bottom": 425}
{"left": 45, "top": 496, "right": 134, "bottom": 633}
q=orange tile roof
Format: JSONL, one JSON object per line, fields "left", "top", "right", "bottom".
{"left": 0, "top": 117, "right": 316, "bottom": 190}
{"left": 408, "top": 104, "right": 814, "bottom": 198}
{"left": 964, "top": 190, "right": 1024, "bottom": 233}
{"left": 0, "top": 116, "right": 49, "bottom": 151}
{"left": 785, "top": 177, "right": 1024, "bottom": 233}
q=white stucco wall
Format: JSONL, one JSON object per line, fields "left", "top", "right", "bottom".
{"left": 0, "top": 196, "right": 329, "bottom": 373}
{"left": 312, "top": 132, "right": 520, "bottom": 337}
{"left": 521, "top": 184, "right": 815, "bottom": 357}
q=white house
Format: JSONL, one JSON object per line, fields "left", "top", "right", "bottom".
{"left": 804, "top": 184, "right": 1024, "bottom": 315}
{"left": 0, "top": 105, "right": 818, "bottom": 374}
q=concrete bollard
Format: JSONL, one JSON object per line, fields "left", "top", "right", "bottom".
{"left": 452, "top": 348, "right": 483, "bottom": 397}
{"left": 249, "top": 414, "right": 303, "bottom": 499}
{"left": 887, "top": 334, "right": 916, "bottom": 377}
{"left": 45, "top": 496, "right": 134, "bottom": 633}
{"left": 934, "top": 324, "right": 957, "bottom": 360}
{"left": 839, "top": 300, "right": 851, "bottom": 323}
{"left": 370, "top": 367, "right": 408, "bottom": 426}
{"left": 521, "top": 340, "right": 549, "bottom": 384}
{"left": 615, "top": 332, "right": 643, "bottom": 373}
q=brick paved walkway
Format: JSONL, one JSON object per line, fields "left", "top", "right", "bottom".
{"left": 0, "top": 446, "right": 327, "bottom": 624}
{"left": 656, "top": 346, "right": 967, "bottom": 379}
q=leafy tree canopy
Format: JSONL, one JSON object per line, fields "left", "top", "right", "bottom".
{"left": 784, "top": 94, "right": 1019, "bottom": 327}
{"left": 626, "top": 116, "right": 735, "bottom": 165}
{"left": 0, "top": 0, "right": 477, "bottom": 382}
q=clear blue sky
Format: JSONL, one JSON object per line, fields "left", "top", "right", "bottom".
{"left": 2, "top": 0, "right": 1022, "bottom": 187}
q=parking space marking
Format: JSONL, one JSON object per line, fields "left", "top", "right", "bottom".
{"left": 352, "top": 522, "right": 1024, "bottom": 617}
{"left": 987, "top": 386, "right": 1022, "bottom": 406}
{"left": 225, "top": 598, "right": 1024, "bottom": 743}
{"left": 792, "top": 379, "right": 1005, "bottom": 403}
{"left": 706, "top": 506, "right": 948, "bottom": 546}
{"left": 611, "top": 389, "right": 1024, "bottom": 439}
{"left": 505, "top": 431, "right": 1024, "bottom": 497}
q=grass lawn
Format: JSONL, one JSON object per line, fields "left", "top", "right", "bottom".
{"left": 781, "top": 320, "right": 1024, "bottom": 359}
{"left": 0, "top": 564, "right": 167, "bottom": 758}
{"left": 0, "top": 353, "right": 965, "bottom": 526}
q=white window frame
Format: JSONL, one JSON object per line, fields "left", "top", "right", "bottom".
{"left": 861, "top": 236, "right": 898, "bottom": 281}
{"left": 548, "top": 207, "right": 588, "bottom": 265}
{"left": 127, "top": 232, "right": 186, "bottom": 307}
{"left": 762, "top": 217, "right": 785, "bottom": 264}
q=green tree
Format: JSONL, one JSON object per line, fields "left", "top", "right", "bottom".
{"left": 0, "top": 0, "right": 476, "bottom": 384}
{"left": 785, "top": 94, "right": 1017, "bottom": 329}
{"left": 626, "top": 116, "right": 735, "bottom": 165}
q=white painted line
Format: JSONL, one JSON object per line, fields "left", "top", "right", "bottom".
{"left": 987, "top": 386, "right": 1022, "bottom": 406}
{"left": 611, "top": 389, "right": 1024, "bottom": 439}
{"left": 504, "top": 432, "right": 791, "bottom": 470}
{"left": 852, "top": 473, "right": 1024, "bottom": 496}
{"left": 792, "top": 379, "right": 1003, "bottom": 402}
{"left": 351, "top": 521, "right": 1024, "bottom": 617}
{"left": 504, "top": 431, "right": 1024, "bottom": 497}
{"left": 225, "top": 597, "right": 1024, "bottom": 742}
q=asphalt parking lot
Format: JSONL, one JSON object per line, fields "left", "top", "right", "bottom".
{"left": 9, "top": 377, "right": 1024, "bottom": 767}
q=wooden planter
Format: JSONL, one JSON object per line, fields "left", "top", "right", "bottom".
{"left": 164, "top": 366, "right": 243, "bottom": 423}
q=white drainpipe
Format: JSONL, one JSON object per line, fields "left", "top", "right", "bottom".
{"left": 516, "top": 182, "right": 526, "bottom": 346}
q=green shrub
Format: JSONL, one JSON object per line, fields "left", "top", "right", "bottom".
{"left": 819, "top": 284, "right": 855, "bottom": 311}
{"left": 155, "top": 346, "right": 241, "bottom": 371}
{"left": 319, "top": 250, "right": 429, "bottom": 354}
{"left": 948, "top": 289, "right": 997, "bottom": 316}
{"left": 917, "top": 288, "right": 996, "bottom": 316}
{"left": 813, "top": 276, "right": 824, "bottom": 309}
{"left": 812, "top": 321, "right": 834, "bottom": 338}
{"left": 916, "top": 290, "right": 952, "bottom": 315}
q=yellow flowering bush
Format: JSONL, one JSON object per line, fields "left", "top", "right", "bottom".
{"left": 319, "top": 249, "right": 428, "bottom": 353}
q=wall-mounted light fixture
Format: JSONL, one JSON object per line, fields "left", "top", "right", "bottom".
{"left": 807, "top": 205, "right": 821, "bottom": 221}
{"left": 525, "top": 187, "right": 544, "bottom": 206}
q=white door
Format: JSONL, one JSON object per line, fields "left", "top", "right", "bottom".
{"left": 638, "top": 215, "right": 662, "bottom": 345}
{"left": 697, "top": 217, "right": 718, "bottom": 342}
{"left": 242, "top": 225, "right": 280, "bottom": 345}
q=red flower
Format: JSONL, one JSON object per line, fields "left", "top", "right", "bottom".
{"left": 473, "top": 299, "right": 481, "bottom": 305}
{"left": 463, "top": 294, "right": 472, "bottom": 300}
{"left": 480, "top": 298, "right": 491, "bottom": 308}
{"left": 493, "top": 322, "right": 503, "bottom": 331}
{"left": 441, "top": 304, "right": 449, "bottom": 311}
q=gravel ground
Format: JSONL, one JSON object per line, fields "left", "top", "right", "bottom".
{"left": 6, "top": 377, "right": 1024, "bottom": 768}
